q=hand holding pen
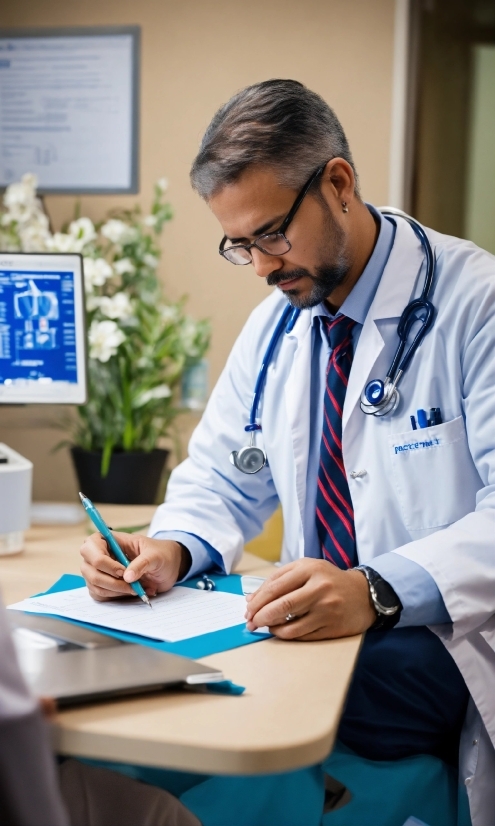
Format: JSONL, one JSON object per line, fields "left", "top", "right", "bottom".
{"left": 79, "top": 493, "right": 153, "bottom": 607}
{"left": 78, "top": 494, "right": 192, "bottom": 605}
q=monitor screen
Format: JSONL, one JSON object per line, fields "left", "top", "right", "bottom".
{"left": 0, "top": 27, "right": 140, "bottom": 194}
{"left": 0, "top": 252, "right": 87, "bottom": 404}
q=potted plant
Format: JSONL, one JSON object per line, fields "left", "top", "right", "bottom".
{"left": 0, "top": 174, "right": 210, "bottom": 503}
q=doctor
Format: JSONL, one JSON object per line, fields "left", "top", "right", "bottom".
{"left": 80, "top": 80, "right": 495, "bottom": 826}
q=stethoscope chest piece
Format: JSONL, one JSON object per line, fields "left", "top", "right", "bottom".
{"left": 360, "top": 376, "right": 401, "bottom": 417}
{"left": 230, "top": 444, "right": 266, "bottom": 474}
{"left": 364, "top": 379, "right": 386, "bottom": 405}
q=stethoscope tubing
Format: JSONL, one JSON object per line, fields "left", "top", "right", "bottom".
{"left": 378, "top": 208, "right": 435, "bottom": 381}
{"left": 248, "top": 304, "right": 300, "bottom": 429}
{"left": 380, "top": 207, "right": 435, "bottom": 301}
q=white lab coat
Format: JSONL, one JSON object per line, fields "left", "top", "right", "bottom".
{"left": 150, "top": 217, "right": 495, "bottom": 826}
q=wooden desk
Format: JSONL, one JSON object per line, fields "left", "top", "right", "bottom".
{"left": 0, "top": 506, "right": 362, "bottom": 776}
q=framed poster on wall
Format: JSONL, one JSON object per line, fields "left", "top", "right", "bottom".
{"left": 0, "top": 26, "right": 140, "bottom": 194}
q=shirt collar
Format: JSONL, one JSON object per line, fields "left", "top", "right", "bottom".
{"left": 309, "top": 203, "right": 395, "bottom": 326}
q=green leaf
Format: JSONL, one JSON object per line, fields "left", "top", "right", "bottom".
{"left": 101, "top": 438, "right": 114, "bottom": 477}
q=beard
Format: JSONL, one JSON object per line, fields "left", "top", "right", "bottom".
{"left": 266, "top": 201, "right": 350, "bottom": 310}
{"left": 266, "top": 262, "right": 349, "bottom": 309}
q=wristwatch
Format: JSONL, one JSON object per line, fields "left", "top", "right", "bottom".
{"left": 355, "top": 565, "right": 403, "bottom": 630}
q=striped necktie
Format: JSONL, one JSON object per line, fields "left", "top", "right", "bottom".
{"left": 316, "top": 315, "right": 358, "bottom": 569}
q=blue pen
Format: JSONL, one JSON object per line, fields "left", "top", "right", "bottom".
{"left": 79, "top": 492, "right": 152, "bottom": 608}
{"left": 417, "top": 409, "right": 428, "bottom": 429}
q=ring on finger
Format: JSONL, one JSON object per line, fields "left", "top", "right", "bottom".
{"left": 285, "top": 613, "right": 296, "bottom": 622}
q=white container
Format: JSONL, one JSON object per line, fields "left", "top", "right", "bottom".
{"left": 0, "top": 444, "right": 32, "bottom": 555}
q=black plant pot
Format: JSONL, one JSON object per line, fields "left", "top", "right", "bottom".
{"left": 70, "top": 447, "right": 169, "bottom": 505}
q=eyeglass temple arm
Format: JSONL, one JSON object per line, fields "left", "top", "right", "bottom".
{"left": 277, "top": 163, "right": 327, "bottom": 235}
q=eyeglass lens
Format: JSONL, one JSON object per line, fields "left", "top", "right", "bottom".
{"left": 222, "top": 233, "right": 291, "bottom": 265}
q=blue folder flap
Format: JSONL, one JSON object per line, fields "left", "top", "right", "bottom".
{"left": 31, "top": 572, "right": 271, "bottom": 660}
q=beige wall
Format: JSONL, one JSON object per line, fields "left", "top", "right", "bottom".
{"left": 1, "top": 0, "right": 396, "bottom": 501}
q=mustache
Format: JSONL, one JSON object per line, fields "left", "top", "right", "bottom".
{"left": 266, "top": 268, "right": 313, "bottom": 287}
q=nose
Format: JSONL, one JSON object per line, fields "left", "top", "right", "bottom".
{"left": 250, "top": 247, "right": 284, "bottom": 279}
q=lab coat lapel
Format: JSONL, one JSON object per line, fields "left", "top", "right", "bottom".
{"left": 343, "top": 217, "right": 426, "bottom": 431}
{"left": 284, "top": 311, "right": 313, "bottom": 527}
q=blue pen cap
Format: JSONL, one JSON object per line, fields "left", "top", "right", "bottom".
{"left": 417, "top": 409, "right": 428, "bottom": 429}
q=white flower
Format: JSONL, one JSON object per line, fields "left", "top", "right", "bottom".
{"left": 101, "top": 219, "right": 137, "bottom": 246}
{"left": 69, "top": 217, "right": 96, "bottom": 248}
{"left": 18, "top": 214, "right": 50, "bottom": 252}
{"left": 45, "top": 232, "right": 82, "bottom": 253}
{"left": 98, "top": 292, "right": 133, "bottom": 320}
{"left": 113, "top": 257, "right": 135, "bottom": 275}
{"left": 88, "top": 320, "right": 126, "bottom": 362}
{"left": 83, "top": 258, "right": 113, "bottom": 293}
{"left": 143, "top": 253, "right": 158, "bottom": 269}
{"left": 46, "top": 219, "right": 95, "bottom": 254}
{"left": 143, "top": 214, "right": 158, "bottom": 227}
{"left": 4, "top": 173, "right": 37, "bottom": 208}
{"left": 156, "top": 177, "right": 169, "bottom": 193}
{"left": 135, "top": 384, "right": 172, "bottom": 407}
{"left": 85, "top": 294, "right": 101, "bottom": 312}
{"left": 83, "top": 258, "right": 113, "bottom": 292}
{"left": 161, "top": 305, "right": 180, "bottom": 323}
{"left": 3, "top": 174, "right": 43, "bottom": 224}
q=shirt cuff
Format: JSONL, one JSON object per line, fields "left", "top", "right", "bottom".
{"left": 367, "top": 552, "right": 451, "bottom": 626}
{"left": 152, "top": 531, "right": 225, "bottom": 582}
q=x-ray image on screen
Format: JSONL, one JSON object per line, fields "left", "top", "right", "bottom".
{"left": 0, "top": 253, "right": 86, "bottom": 404}
{"left": 14, "top": 279, "right": 59, "bottom": 352}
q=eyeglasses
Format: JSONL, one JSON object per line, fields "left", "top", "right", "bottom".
{"left": 219, "top": 162, "right": 327, "bottom": 266}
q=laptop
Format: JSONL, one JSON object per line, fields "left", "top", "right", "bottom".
{"left": 9, "top": 610, "right": 224, "bottom": 707}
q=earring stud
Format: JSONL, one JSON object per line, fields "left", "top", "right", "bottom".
{"left": 342, "top": 202, "right": 349, "bottom": 213}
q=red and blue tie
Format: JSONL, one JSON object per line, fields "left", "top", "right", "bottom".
{"left": 316, "top": 315, "right": 358, "bottom": 569}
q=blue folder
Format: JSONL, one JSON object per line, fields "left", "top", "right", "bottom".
{"left": 31, "top": 572, "right": 271, "bottom": 660}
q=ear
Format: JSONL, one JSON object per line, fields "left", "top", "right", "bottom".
{"left": 321, "top": 158, "right": 356, "bottom": 208}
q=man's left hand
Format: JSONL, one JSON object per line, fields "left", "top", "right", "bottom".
{"left": 244, "top": 558, "right": 376, "bottom": 640}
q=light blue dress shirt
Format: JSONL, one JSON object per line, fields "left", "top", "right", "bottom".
{"left": 155, "top": 205, "right": 450, "bottom": 626}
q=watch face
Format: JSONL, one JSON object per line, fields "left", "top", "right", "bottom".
{"left": 374, "top": 578, "right": 400, "bottom": 611}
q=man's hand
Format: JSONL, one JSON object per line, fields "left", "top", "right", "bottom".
{"left": 80, "top": 533, "right": 191, "bottom": 602}
{"left": 244, "top": 558, "right": 376, "bottom": 640}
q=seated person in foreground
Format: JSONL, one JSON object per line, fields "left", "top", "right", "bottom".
{"left": 0, "top": 595, "right": 67, "bottom": 826}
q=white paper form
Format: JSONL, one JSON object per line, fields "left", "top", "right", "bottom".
{"left": 8, "top": 587, "right": 248, "bottom": 643}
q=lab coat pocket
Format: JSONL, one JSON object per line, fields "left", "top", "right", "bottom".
{"left": 388, "top": 416, "right": 476, "bottom": 531}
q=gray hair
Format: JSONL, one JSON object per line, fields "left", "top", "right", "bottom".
{"left": 190, "top": 79, "right": 359, "bottom": 200}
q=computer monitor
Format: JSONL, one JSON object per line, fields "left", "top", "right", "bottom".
{"left": 0, "top": 252, "right": 87, "bottom": 404}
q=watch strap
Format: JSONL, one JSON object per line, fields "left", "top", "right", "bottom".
{"left": 369, "top": 609, "right": 402, "bottom": 631}
{"left": 355, "top": 565, "right": 403, "bottom": 631}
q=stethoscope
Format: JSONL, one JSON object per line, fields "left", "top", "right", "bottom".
{"left": 229, "top": 208, "right": 436, "bottom": 474}
{"left": 230, "top": 303, "right": 300, "bottom": 474}
{"left": 359, "top": 208, "right": 435, "bottom": 416}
